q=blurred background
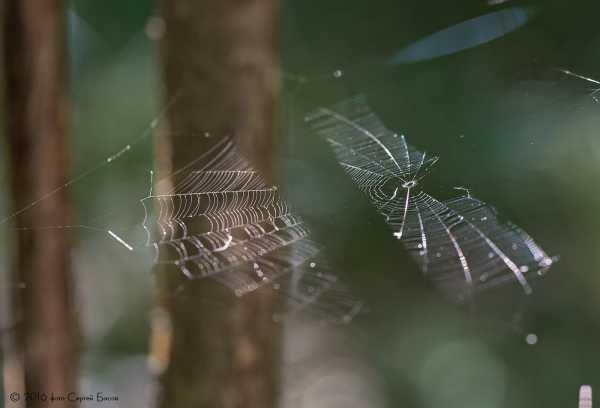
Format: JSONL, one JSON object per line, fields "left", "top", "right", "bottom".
{"left": 2, "top": 0, "right": 600, "bottom": 407}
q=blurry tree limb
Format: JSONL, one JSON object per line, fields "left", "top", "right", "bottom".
{"left": 156, "top": 1, "right": 282, "bottom": 408}
{"left": 159, "top": 0, "right": 280, "bottom": 182}
{"left": 2, "top": 1, "right": 79, "bottom": 407}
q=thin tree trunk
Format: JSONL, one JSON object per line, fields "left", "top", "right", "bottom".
{"left": 156, "top": 1, "right": 281, "bottom": 408}
{"left": 3, "top": 1, "right": 78, "bottom": 407}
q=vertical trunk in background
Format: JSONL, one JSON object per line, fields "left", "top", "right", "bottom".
{"left": 157, "top": 1, "right": 281, "bottom": 408}
{"left": 3, "top": 1, "right": 78, "bottom": 407}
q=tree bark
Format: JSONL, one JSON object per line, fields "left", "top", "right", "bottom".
{"left": 156, "top": 1, "right": 282, "bottom": 408}
{"left": 3, "top": 1, "right": 79, "bottom": 407}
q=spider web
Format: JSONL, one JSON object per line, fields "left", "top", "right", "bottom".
{"left": 559, "top": 68, "right": 600, "bottom": 102}
{"left": 307, "top": 96, "right": 555, "bottom": 301}
{"left": 142, "top": 138, "right": 362, "bottom": 323}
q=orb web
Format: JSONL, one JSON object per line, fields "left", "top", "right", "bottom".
{"left": 307, "top": 96, "right": 556, "bottom": 301}
{"left": 142, "top": 138, "right": 362, "bottom": 322}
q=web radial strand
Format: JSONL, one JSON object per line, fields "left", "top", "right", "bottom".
{"left": 143, "top": 138, "right": 362, "bottom": 323}
{"left": 308, "top": 96, "right": 555, "bottom": 300}
{"left": 308, "top": 96, "right": 439, "bottom": 182}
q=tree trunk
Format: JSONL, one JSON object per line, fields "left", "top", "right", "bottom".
{"left": 156, "top": 1, "right": 282, "bottom": 408}
{"left": 3, "top": 1, "right": 79, "bottom": 407}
